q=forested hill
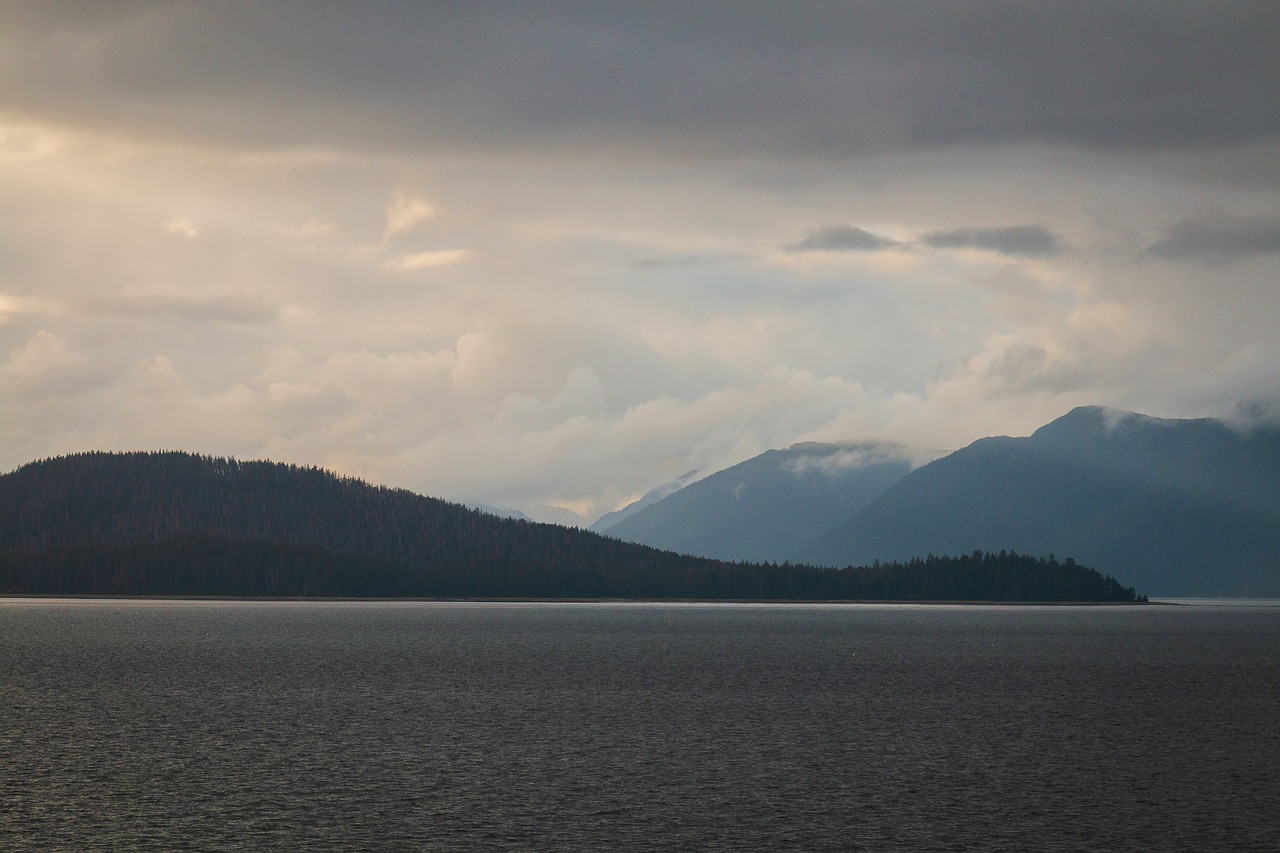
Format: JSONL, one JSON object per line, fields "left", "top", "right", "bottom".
{"left": 0, "top": 452, "right": 1141, "bottom": 601}
{"left": 0, "top": 451, "right": 671, "bottom": 572}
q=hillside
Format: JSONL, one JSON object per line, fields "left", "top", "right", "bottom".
{"left": 0, "top": 451, "right": 1139, "bottom": 601}
{"left": 599, "top": 442, "right": 930, "bottom": 562}
{"left": 0, "top": 451, "right": 701, "bottom": 581}
{"left": 801, "top": 407, "right": 1280, "bottom": 596}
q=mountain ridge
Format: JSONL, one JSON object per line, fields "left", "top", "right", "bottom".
{"left": 800, "top": 406, "right": 1280, "bottom": 596}
{"left": 600, "top": 440, "right": 935, "bottom": 563}
{"left": 0, "top": 450, "right": 1140, "bottom": 602}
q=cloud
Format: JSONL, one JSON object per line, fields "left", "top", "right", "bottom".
{"left": 164, "top": 215, "right": 198, "bottom": 239}
{"left": 785, "top": 442, "right": 939, "bottom": 477}
{"left": 1148, "top": 215, "right": 1280, "bottom": 263}
{"left": 383, "top": 249, "right": 475, "bottom": 271}
{"left": 627, "top": 253, "right": 743, "bottom": 270}
{"left": 787, "top": 223, "right": 1065, "bottom": 259}
{"left": 786, "top": 225, "right": 898, "bottom": 253}
{"left": 7, "top": 4, "right": 1277, "bottom": 159}
{"left": 0, "top": 294, "right": 61, "bottom": 319}
{"left": 2, "top": 3, "right": 1279, "bottom": 523}
{"left": 2, "top": 330, "right": 83, "bottom": 378}
{"left": 383, "top": 193, "right": 435, "bottom": 239}
{"left": 0, "top": 331, "right": 106, "bottom": 403}
{"left": 919, "top": 225, "right": 1063, "bottom": 257}
{"left": 282, "top": 217, "right": 337, "bottom": 239}
{"left": 1229, "top": 397, "right": 1280, "bottom": 430}
{"left": 83, "top": 294, "right": 279, "bottom": 325}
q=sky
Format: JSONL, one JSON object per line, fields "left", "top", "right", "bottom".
{"left": 2, "top": 1, "right": 1279, "bottom": 523}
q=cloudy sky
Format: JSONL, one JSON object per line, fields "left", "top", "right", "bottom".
{"left": 3, "top": 1, "right": 1279, "bottom": 522}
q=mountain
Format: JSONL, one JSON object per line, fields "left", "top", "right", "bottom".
{"left": 589, "top": 469, "right": 702, "bottom": 533}
{"left": 0, "top": 451, "right": 722, "bottom": 598}
{"left": 601, "top": 442, "right": 935, "bottom": 563}
{"left": 464, "top": 501, "right": 578, "bottom": 528}
{"left": 801, "top": 407, "right": 1280, "bottom": 597}
{"left": 523, "top": 504, "right": 587, "bottom": 528}
{"left": 465, "top": 503, "right": 534, "bottom": 522}
{"left": 0, "top": 450, "right": 1140, "bottom": 601}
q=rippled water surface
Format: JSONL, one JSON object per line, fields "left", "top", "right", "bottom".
{"left": 3, "top": 599, "right": 1279, "bottom": 851}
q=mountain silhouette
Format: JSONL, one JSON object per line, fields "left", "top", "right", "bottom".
{"left": 801, "top": 407, "right": 1280, "bottom": 596}
{"left": 602, "top": 442, "right": 932, "bottom": 562}
{"left": 0, "top": 450, "right": 1138, "bottom": 601}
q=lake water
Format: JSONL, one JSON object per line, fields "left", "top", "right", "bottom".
{"left": 2, "top": 599, "right": 1278, "bottom": 851}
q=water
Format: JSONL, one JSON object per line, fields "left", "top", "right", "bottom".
{"left": 2, "top": 600, "right": 1278, "bottom": 851}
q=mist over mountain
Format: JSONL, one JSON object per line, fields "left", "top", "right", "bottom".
{"left": 521, "top": 504, "right": 587, "bottom": 528}
{"left": 601, "top": 442, "right": 934, "bottom": 563}
{"left": 801, "top": 407, "right": 1280, "bottom": 597}
{"left": 590, "top": 469, "right": 703, "bottom": 533}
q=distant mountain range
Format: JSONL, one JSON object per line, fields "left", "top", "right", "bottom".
{"left": 469, "top": 502, "right": 583, "bottom": 527}
{"left": 593, "top": 406, "right": 1278, "bottom": 597}
{"left": 595, "top": 442, "right": 935, "bottom": 563}
{"left": 7, "top": 403, "right": 1270, "bottom": 597}
{"left": 0, "top": 451, "right": 1138, "bottom": 602}
{"left": 589, "top": 469, "right": 703, "bottom": 534}
{"left": 802, "top": 407, "right": 1280, "bottom": 596}
{"left": 466, "top": 503, "right": 534, "bottom": 522}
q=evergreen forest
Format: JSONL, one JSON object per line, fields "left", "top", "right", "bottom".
{"left": 0, "top": 452, "right": 1143, "bottom": 602}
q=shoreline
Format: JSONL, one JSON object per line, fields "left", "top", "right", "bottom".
{"left": 0, "top": 593, "right": 1175, "bottom": 605}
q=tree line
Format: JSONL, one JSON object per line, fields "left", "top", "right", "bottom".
{"left": 0, "top": 452, "right": 1143, "bottom": 601}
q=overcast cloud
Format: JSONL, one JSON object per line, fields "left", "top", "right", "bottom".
{"left": 919, "top": 225, "right": 1064, "bottom": 258}
{"left": 788, "top": 226, "right": 899, "bottom": 253}
{"left": 2, "top": 1, "right": 1279, "bottom": 522}
{"left": 1148, "top": 215, "right": 1280, "bottom": 263}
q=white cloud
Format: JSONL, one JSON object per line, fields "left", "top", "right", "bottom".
{"left": 383, "top": 193, "right": 436, "bottom": 240}
{"left": 383, "top": 249, "right": 475, "bottom": 271}
{"left": 0, "top": 294, "right": 62, "bottom": 319}
{"left": 123, "top": 355, "right": 187, "bottom": 397}
{"left": 785, "top": 444, "right": 940, "bottom": 477}
{"left": 164, "top": 215, "right": 199, "bottom": 239}
{"left": 1, "top": 331, "right": 86, "bottom": 384}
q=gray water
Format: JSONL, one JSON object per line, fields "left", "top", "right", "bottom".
{"left": 2, "top": 600, "right": 1278, "bottom": 851}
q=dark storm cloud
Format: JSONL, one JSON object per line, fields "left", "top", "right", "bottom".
{"left": 1148, "top": 215, "right": 1280, "bottom": 263}
{"left": 787, "top": 225, "right": 898, "bottom": 253}
{"left": 919, "top": 225, "right": 1064, "bottom": 257}
{"left": 5, "top": 1, "right": 1279, "bottom": 157}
